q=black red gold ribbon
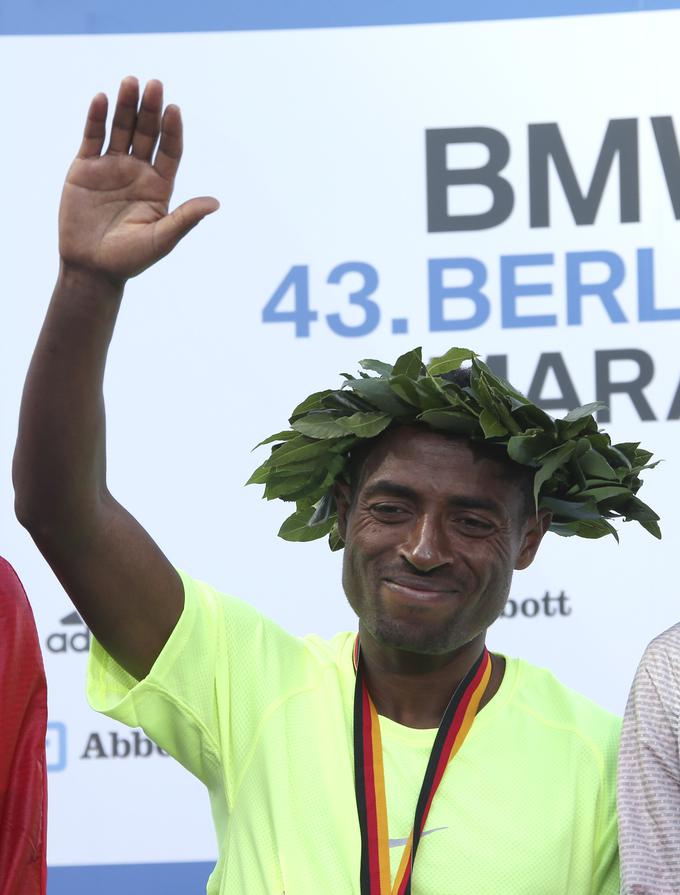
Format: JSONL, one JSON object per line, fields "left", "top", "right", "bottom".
{"left": 353, "top": 638, "right": 492, "bottom": 895}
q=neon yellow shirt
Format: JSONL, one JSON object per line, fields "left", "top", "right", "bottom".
{"left": 87, "top": 571, "right": 620, "bottom": 894}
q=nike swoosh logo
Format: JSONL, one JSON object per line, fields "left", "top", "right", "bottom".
{"left": 388, "top": 826, "right": 448, "bottom": 848}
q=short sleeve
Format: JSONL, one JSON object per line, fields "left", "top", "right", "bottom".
{"left": 87, "top": 570, "right": 315, "bottom": 801}
{"left": 618, "top": 628, "right": 680, "bottom": 894}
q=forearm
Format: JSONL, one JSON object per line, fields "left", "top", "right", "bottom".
{"left": 13, "top": 263, "right": 124, "bottom": 531}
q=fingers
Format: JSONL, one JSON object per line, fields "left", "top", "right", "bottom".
{"left": 106, "top": 76, "right": 140, "bottom": 155}
{"left": 85, "top": 78, "right": 181, "bottom": 177}
{"left": 77, "top": 93, "right": 108, "bottom": 159}
{"left": 153, "top": 104, "right": 183, "bottom": 182}
{"left": 152, "top": 196, "right": 220, "bottom": 257}
{"left": 131, "top": 80, "right": 163, "bottom": 161}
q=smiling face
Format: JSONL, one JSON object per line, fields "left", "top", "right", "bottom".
{"left": 336, "top": 426, "right": 550, "bottom": 658}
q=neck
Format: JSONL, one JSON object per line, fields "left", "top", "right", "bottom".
{"left": 357, "top": 624, "right": 504, "bottom": 729}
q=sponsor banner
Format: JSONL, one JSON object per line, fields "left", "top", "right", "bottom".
{"left": 1, "top": 2, "right": 679, "bottom": 881}
{"left": 4, "top": 0, "right": 680, "bottom": 35}
{"left": 48, "top": 862, "right": 212, "bottom": 894}
{"left": 45, "top": 611, "right": 90, "bottom": 656}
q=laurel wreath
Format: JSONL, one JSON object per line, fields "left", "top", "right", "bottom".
{"left": 247, "top": 347, "right": 661, "bottom": 549}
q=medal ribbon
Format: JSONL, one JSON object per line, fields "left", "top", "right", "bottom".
{"left": 353, "top": 638, "right": 492, "bottom": 895}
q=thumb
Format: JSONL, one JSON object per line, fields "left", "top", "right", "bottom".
{"left": 153, "top": 196, "right": 220, "bottom": 257}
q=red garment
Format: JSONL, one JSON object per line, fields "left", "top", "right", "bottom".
{"left": 0, "top": 558, "right": 47, "bottom": 895}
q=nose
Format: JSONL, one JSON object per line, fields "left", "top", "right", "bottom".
{"left": 400, "top": 513, "right": 450, "bottom": 572}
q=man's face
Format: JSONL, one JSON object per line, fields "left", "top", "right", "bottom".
{"left": 336, "top": 426, "right": 549, "bottom": 656}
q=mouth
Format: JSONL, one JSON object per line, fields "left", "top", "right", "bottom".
{"left": 383, "top": 577, "right": 457, "bottom": 604}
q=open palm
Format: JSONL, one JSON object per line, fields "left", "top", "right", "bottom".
{"left": 59, "top": 77, "right": 218, "bottom": 284}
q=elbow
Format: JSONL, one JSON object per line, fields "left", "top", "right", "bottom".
{"left": 13, "top": 466, "right": 75, "bottom": 537}
{"left": 14, "top": 491, "right": 58, "bottom": 538}
{"left": 12, "top": 466, "right": 38, "bottom": 531}
{"left": 12, "top": 456, "right": 48, "bottom": 533}
{"left": 12, "top": 449, "right": 107, "bottom": 540}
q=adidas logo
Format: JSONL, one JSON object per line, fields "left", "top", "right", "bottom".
{"left": 46, "top": 610, "right": 91, "bottom": 654}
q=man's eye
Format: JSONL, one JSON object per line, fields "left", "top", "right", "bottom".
{"left": 457, "top": 516, "right": 494, "bottom": 534}
{"left": 372, "top": 504, "right": 407, "bottom": 519}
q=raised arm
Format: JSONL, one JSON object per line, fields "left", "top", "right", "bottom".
{"left": 13, "top": 77, "right": 219, "bottom": 679}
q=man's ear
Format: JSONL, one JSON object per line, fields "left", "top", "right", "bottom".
{"left": 514, "top": 508, "right": 552, "bottom": 571}
{"left": 333, "top": 479, "right": 352, "bottom": 540}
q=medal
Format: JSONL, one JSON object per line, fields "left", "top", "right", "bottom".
{"left": 353, "top": 638, "right": 492, "bottom": 894}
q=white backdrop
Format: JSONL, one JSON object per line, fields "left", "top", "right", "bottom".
{"left": 2, "top": 8, "right": 680, "bottom": 872}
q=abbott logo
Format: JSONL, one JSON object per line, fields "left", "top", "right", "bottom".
{"left": 501, "top": 590, "right": 572, "bottom": 619}
{"left": 46, "top": 610, "right": 91, "bottom": 654}
{"left": 80, "top": 730, "right": 169, "bottom": 760}
{"left": 46, "top": 722, "right": 67, "bottom": 772}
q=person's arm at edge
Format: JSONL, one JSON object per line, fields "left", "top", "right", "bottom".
{"left": 618, "top": 641, "right": 680, "bottom": 894}
{"left": 13, "top": 77, "right": 219, "bottom": 680}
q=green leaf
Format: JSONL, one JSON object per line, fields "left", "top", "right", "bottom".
{"left": 417, "top": 409, "right": 480, "bottom": 436}
{"left": 319, "top": 454, "right": 347, "bottom": 489}
{"left": 479, "top": 408, "right": 508, "bottom": 438}
{"left": 252, "top": 430, "right": 297, "bottom": 449}
{"left": 580, "top": 485, "right": 630, "bottom": 502}
{"left": 633, "top": 448, "right": 654, "bottom": 466}
{"left": 388, "top": 374, "right": 421, "bottom": 407}
{"left": 274, "top": 469, "right": 330, "bottom": 503}
{"left": 392, "top": 347, "right": 424, "bottom": 379}
{"left": 584, "top": 433, "right": 611, "bottom": 452}
{"left": 540, "top": 496, "right": 601, "bottom": 521}
{"left": 557, "top": 414, "right": 599, "bottom": 440}
{"left": 621, "top": 495, "right": 660, "bottom": 523}
{"left": 328, "top": 523, "right": 345, "bottom": 551}
{"left": 640, "top": 518, "right": 662, "bottom": 539}
{"left": 292, "top": 413, "right": 347, "bottom": 439}
{"left": 359, "top": 358, "right": 393, "bottom": 377}
{"left": 550, "top": 518, "right": 619, "bottom": 541}
{"left": 513, "top": 404, "right": 557, "bottom": 433}
{"left": 507, "top": 432, "right": 555, "bottom": 466}
{"left": 277, "top": 505, "right": 312, "bottom": 537}
{"left": 470, "top": 367, "right": 520, "bottom": 435}
{"left": 278, "top": 506, "right": 335, "bottom": 542}
{"left": 336, "top": 412, "right": 392, "bottom": 439}
{"left": 264, "top": 470, "right": 317, "bottom": 500}
{"left": 344, "top": 378, "right": 412, "bottom": 416}
{"left": 267, "top": 436, "right": 335, "bottom": 467}
{"left": 472, "top": 358, "right": 531, "bottom": 405}
{"left": 613, "top": 442, "right": 640, "bottom": 463}
{"left": 427, "top": 347, "right": 477, "bottom": 376}
{"left": 577, "top": 449, "right": 617, "bottom": 480}
{"left": 600, "top": 444, "right": 632, "bottom": 471}
{"left": 328, "top": 436, "right": 359, "bottom": 455}
{"left": 439, "top": 379, "right": 479, "bottom": 414}
{"left": 534, "top": 442, "right": 577, "bottom": 503}
{"left": 289, "top": 390, "right": 334, "bottom": 422}
{"left": 245, "top": 462, "right": 272, "bottom": 486}
{"left": 562, "top": 402, "right": 605, "bottom": 422}
{"left": 322, "top": 391, "right": 374, "bottom": 415}
{"left": 414, "top": 377, "right": 449, "bottom": 411}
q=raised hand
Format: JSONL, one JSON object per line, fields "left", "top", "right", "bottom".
{"left": 59, "top": 76, "right": 219, "bottom": 285}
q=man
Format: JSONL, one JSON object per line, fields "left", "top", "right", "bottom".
{"left": 14, "top": 76, "right": 658, "bottom": 894}
{"left": 618, "top": 626, "right": 680, "bottom": 894}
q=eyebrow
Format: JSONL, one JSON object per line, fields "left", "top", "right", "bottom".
{"left": 361, "top": 480, "right": 504, "bottom": 514}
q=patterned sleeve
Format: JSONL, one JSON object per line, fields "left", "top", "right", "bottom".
{"left": 618, "top": 626, "right": 680, "bottom": 895}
